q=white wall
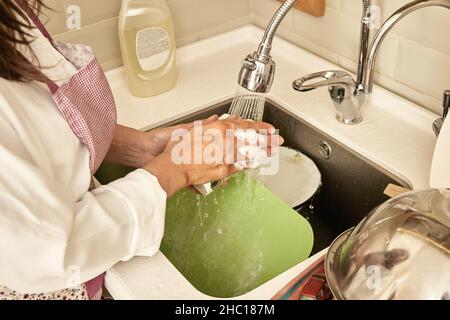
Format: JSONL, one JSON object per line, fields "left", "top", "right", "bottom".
{"left": 43, "top": 0, "right": 449, "bottom": 114}
{"left": 251, "top": 0, "right": 450, "bottom": 114}
{"left": 45, "top": 0, "right": 251, "bottom": 70}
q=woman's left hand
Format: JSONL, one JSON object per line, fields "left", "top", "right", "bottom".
{"left": 140, "top": 115, "right": 219, "bottom": 166}
{"left": 105, "top": 115, "right": 219, "bottom": 168}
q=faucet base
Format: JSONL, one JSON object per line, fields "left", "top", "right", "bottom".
{"left": 337, "top": 115, "right": 363, "bottom": 125}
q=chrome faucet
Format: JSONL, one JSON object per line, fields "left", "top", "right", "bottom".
{"left": 237, "top": 0, "right": 298, "bottom": 93}
{"left": 293, "top": 0, "right": 374, "bottom": 124}
{"left": 360, "top": 0, "right": 450, "bottom": 94}
{"left": 294, "top": 0, "right": 450, "bottom": 125}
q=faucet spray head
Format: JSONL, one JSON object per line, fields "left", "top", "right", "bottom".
{"left": 236, "top": 0, "right": 299, "bottom": 93}
{"left": 237, "top": 52, "right": 276, "bottom": 94}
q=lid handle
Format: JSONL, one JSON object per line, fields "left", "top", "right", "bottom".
{"left": 443, "top": 90, "right": 450, "bottom": 118}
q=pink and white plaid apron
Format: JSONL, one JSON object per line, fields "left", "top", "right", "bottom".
{"left": 4, "top": 0, "right": 118, "bottom": 300}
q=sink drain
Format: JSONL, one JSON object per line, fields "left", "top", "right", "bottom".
{"left": 319, "top": 141, "right": 332, "bottom": 159}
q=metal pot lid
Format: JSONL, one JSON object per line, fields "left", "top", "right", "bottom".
{"left": 325, "top": 189, "right": 450, "bottom": 300}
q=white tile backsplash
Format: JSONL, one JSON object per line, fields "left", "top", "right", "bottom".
{"left": 46, "top": 0, "right": 251, "bottom": 70}
{"left": 395, "top": 37, "right": 450, "bottom": 98}
{"left": 43, "top": 0, "right": 449, "bottom": 114}
{"left": 252, "top": 0, "right": 450, "bottom": 114}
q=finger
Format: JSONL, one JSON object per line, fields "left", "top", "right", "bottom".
{"left": 230, "top": 163, "right": 243, "bottom": 175}
{"left": 205, "top": 114, "right": 219, "bottom": 123}
{"left": 182, "top": 115, "right": 219, "bottom": 131}
{"left": 228, "top": 164, "right": 242, "bottom": 176}
{"left": 188, "top": 186, "right": 202, "bottom": 194}
{"left": 223, "top": 133, "right": 241, "bottom": 164}
{"left": 228, "top": 119, "right": 276, "bottom": 134}
{"left": 264, "top": 134, "right": 284, "bottom": 148}
{"left": 233, "top": 129, "right": 283, "bottom": 150}
{"left": 211, "top": 165, "right": 237, "bottom": 181}
{"left": 266, "top": 143, "right": 282, "bottom": 156}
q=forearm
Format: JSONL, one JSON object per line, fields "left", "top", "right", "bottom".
{"left": 105, "top": 125, "right": 151, "bottom": 168}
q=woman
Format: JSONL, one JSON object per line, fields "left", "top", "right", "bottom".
{"left": 0, "top": 0, "right": 282, "bottom": 300}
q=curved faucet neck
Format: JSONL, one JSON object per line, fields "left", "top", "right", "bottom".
{"left": 257, "top": 0, "right": 298, "bottom": 61}
{"left": 361, "top": 0, "right": 450, "bottom": 94}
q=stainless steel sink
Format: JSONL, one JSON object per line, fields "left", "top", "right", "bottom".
{"left": 96, "top": 99, "right": 410, "bottom": 255}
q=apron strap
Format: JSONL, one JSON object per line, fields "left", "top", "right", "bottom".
{"left": 16, "top": 53, "right": 59, "bottom": 94}
{"left": 14, "top": 0, "right": 54, "bottom": 43}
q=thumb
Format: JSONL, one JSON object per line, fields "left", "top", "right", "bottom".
{"left": 204, "top": 114, "right": 219, "bottom": 123}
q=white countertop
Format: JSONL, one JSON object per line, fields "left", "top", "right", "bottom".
{"left": 104, "top": 25, "right": 438, "bottom": 300}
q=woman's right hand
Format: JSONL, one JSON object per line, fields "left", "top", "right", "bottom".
{"left": 144, "top": 116, "right": 284, "bottom": 197}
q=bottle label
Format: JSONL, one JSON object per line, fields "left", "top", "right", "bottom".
{"left": 136, "top": 27, "right": 171, "bottom": 72}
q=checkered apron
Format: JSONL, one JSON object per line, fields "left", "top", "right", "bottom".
{"left": 6, "top": 0, "right": 118, "bottom": 300}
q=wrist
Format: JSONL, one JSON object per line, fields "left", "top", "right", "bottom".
{"left": 144, "top": 153, "right": 188, "bottom": 197}
{"left": 106, "top": 125, "right": 151, "bottom": 168}
{"left": 134, "top": 130, "right": 154, "bottom": 167}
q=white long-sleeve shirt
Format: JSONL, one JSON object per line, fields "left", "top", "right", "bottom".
{"left": 0, "top": 23, "right": 167, "bottom": 293}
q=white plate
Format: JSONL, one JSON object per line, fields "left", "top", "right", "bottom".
{"left": 251, "top": 146, "right": 322, "bottom": 208}
{"left": 430, "top": 117, "right": 450, "bottom": 188}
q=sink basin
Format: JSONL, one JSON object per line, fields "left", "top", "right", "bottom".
{"left": 96, "top": 99, "right": 410, "bottom": 297}
{"left": 161, "top": 173, "right": 314, "bottom": 298}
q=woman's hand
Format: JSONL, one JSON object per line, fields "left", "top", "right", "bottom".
{"left": 105, "top": 116, "right": 219, "bottom": 168}
{"left": 139, "top": 115, "right": 219, "bottom": 166}
{"left": 144, "top": 117, "right": 284, "bottom": 197}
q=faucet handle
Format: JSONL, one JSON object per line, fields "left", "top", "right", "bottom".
{"left": 432, "top": 90, "right": 450, "bottom": 136}
{"left": 293, "top": 70, "right": 357, "bottom": 92}
{"left": 443, "top": 90, "right": 450, "bottom": 119}
{"left": 293, "top": 70, "right": 363, "bottom": 125}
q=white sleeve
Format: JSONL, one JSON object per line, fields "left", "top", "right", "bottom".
{"left": 0, "top": 142, "right": 167, "bottom": 294}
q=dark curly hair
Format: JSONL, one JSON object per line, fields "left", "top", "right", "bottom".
{"left": 0, "top": 0, "right": 50, "bottom": 82}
